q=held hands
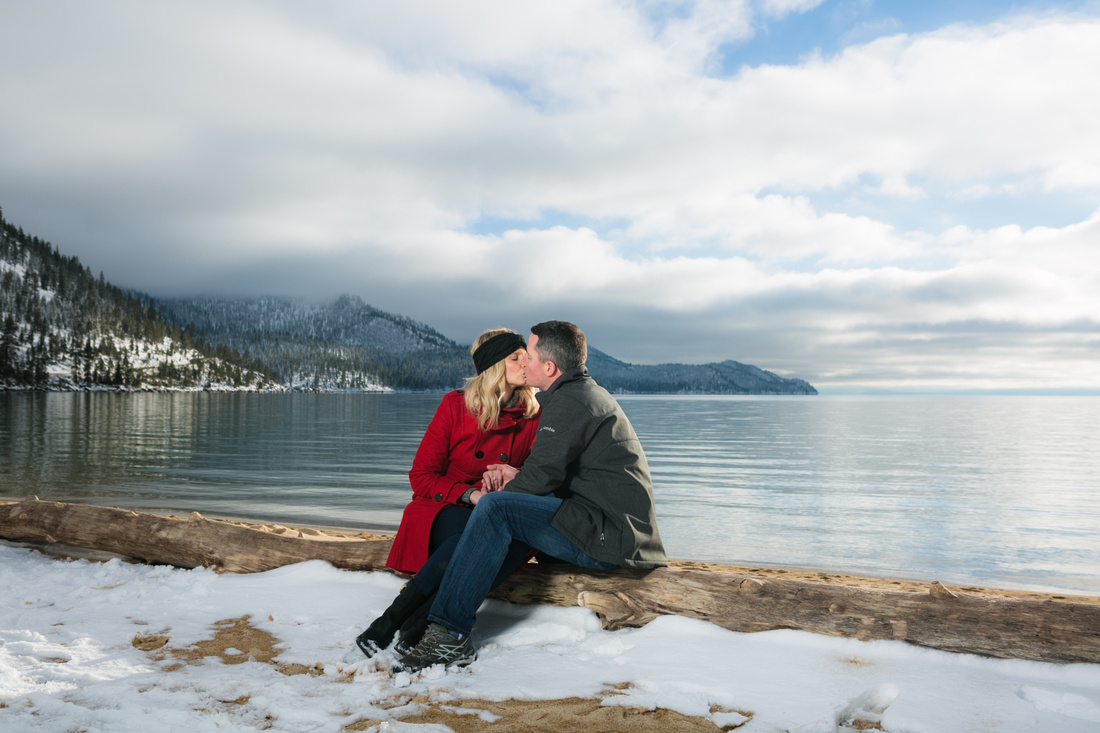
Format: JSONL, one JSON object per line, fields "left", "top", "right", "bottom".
{"left": 481, "top": 463, "right": 519, "bottom": 492}
{"left": 470, "top": 464, "right": 518, "bottom": 503}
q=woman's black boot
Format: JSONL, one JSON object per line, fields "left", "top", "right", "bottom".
{"left": 356, "top": 582, "right": 429, "bottom": 658}
{"left": 393, "top": 594, "right": 435, "bottom": 656}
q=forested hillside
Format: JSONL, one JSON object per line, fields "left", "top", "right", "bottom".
{"left": 156, "top": 295, "right": 471, "bottom": 391}
{"left": 0, "top": 208, "right": 277, "bottom": 390}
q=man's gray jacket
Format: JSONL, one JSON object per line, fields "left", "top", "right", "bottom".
{"left": 504, "top": 365, "right": 667, "bottom": 569}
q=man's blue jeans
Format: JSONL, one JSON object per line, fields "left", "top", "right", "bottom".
{"left": 427, "top": 492, "right": 620, "bottom": 636}
{"left": 411, "top": 504, "right": 530, "bottom": 597}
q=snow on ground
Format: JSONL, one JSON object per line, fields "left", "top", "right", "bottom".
{"left": 2, "top": 540, "right": 1099, "bottom": 733}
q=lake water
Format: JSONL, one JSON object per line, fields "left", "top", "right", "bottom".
{"left": 2, "top": 392, "right": 1098, "bottom": 595}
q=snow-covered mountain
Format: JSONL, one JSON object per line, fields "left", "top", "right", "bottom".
{"left": 2, "top": 206, "right": 816, "bottom": 394}
{"left": 155, "top": 295, "right": 470, "bottom": 391}
{"left": 156, "top": 295, "right": 817, "bottom": 395}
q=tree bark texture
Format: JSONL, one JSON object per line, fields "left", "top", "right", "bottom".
{"left": 3, "top": 498, "right": 1097, "bottom": 664}
{"left": 0, "top": 497, "right": 392, "bottom": 573}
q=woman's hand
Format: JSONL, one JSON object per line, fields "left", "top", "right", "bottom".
{"left": 469, "top": 488, "right": 488, "bottom": 505}
{"left": 482, "top": 463, "right": 519, "bottom": 491}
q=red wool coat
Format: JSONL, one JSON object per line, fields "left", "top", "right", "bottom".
{"left": 385, "top": 390, "right": 540, "bottom": 574}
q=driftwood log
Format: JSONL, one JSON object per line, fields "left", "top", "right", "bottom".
{"left": 3, "top": 497, "right": 1098, "bottom": 665}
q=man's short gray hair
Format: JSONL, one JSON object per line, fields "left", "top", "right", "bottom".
{"left": 530, "top": 320, "right": 586, "bottom": 372}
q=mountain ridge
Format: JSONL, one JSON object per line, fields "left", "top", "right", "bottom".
{"left": 154, "top": 294, "right": 470, "bottom": 391}
{"left": 586, "top": 347, "right": 817, "bottom": 395}
{"left": 155, "top": 294, "right": 817, "bottom": 395}
{"left": 1, "top": 206, "right": 816, "bottom": 394}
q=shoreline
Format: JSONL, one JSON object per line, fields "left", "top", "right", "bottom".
{"left": 5, "top": 499, "right": 1097, "bottom": 607}
{"left": 9, "top": 539, "right": 1094, "bottom": 733}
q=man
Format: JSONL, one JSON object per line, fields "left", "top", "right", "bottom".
{"left": 395, "top": 320, "right": 666, "bottom": 672}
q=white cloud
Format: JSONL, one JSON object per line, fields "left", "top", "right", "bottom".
{"left": 759, "top": 0, "right": 827, "bottom": 21}
{"left": 1, "top": 3, "right": 1099, "bottom": 391}
{"left": 711, "top": 18, "right": 1100, "bottom": 196}
{"left": 653, "top": 0, "right": 755, "bottom": 70}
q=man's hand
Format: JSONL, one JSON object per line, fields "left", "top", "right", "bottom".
{"left": 482, "top": 463, "right": 519, "bottom": 491}
{"left": 468, "top": 488, "right": 488, "bottom": 505}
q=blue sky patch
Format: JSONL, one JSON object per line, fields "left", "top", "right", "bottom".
{"left": 720, "top": 0, "right": 1086, "bottom": 72}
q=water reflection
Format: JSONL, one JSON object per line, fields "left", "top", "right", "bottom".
{"left": 3, "top": 393, "right": 1099, "bottom": 594}
{"left": 1, "top": 392, "right": 439, "bottom": 529}
{"left": 616, "top": 395, "right": 1100, "bottom": 594}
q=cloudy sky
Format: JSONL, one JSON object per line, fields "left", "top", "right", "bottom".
{"left": 2, "top": 1, "right": 1099, "bottom": 393}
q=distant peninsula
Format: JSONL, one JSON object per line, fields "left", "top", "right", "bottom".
{"left": 1, "top": 207, "right": 815, "bottom": 395}
{"left": 586, "top": 348, "right": 817, "bottom": 395}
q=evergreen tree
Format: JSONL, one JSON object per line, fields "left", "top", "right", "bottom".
{"left": 0, "top": 313, "right": 18, "bottom": 380}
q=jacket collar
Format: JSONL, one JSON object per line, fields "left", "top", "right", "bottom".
{"left": 491, "top": 397, "right": 533, "bottom": 428}
{"left": 537, "top": 365, "right": 589, "bottom": 404}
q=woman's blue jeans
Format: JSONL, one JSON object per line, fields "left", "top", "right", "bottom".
{"left": 427, "top": 492, "right": 620, "bottom": 636}
{"left": 411, "top": 504, "right": 529, "bottom": 597}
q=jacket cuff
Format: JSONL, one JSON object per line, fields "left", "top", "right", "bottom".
{"left": 429, "top": 481, "right": 471, "bottom": 505}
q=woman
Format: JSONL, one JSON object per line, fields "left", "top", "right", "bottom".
{"left": 356, "top": 328, "right": 539, "bottom": 658}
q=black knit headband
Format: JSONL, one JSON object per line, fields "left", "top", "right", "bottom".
{"left": 472, "top": 332, "right": 527, "bottom": 374}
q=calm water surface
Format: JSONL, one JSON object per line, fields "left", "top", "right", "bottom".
{"left": 2, "top": 392, "right": 1098, "bottom": 595}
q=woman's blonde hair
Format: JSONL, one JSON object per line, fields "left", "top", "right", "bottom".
{"left": 464, "top": 328, "right": 539, "bottom": 431}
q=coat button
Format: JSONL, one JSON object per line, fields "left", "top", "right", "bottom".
{"left": 474, "top": 450, "right": 484, "bottom": 459}
{"left": 433, "top": 493, "right": 443, "bottom": 502}
{"left": 499, "top": 453, "right": 508, "bottom": 462}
